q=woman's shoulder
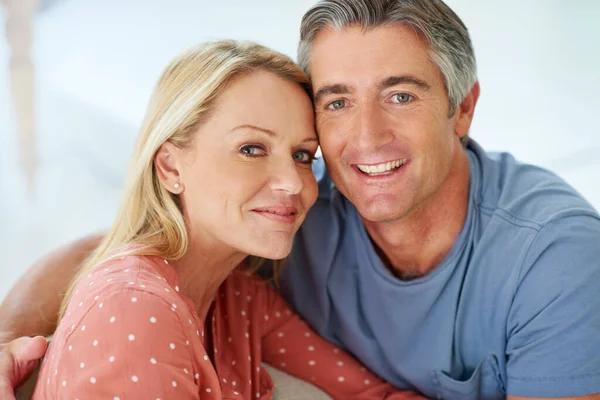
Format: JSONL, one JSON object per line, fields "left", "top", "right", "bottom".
{"left": 42, "top": 254, "right": 203, "bottom": 399}
{"left": 55, "top": 254, "right": 198, "bottom": 354}
{"left": 64, "top": 253, "right": 184, "bottom": 319}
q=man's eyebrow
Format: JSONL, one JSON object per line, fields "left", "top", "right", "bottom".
{"left": 313, "top": 76, "right": 430, "bottom": 104}
{"left": 230, "top": 124, "right": 276, "bottom": 137}
{"left": 313, "top": 84, "right": 352, "bottom": 104}
{"left": 377, "top": 75, "right": 431, "bottom": 91}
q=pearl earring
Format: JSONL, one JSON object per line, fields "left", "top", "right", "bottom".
{"left": 174, "top": 183, "right": 180, "bottom": 190}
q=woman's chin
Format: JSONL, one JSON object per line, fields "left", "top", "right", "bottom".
{"left": 262, "top": 248, "right": 292, "bottom": 261}
{"left": 237, "top": 231, "right": 295, "bottom": 260}
{"left": 250, "top": 242, "right": 292, "bottom": 261}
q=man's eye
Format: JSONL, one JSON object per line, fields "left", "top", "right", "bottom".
{"left": 326, "top": 100, "right": 346, "bottom": 110}
{"left": 239, "top": 145, "right": 266, "bottom": 157}
{"left": 292, "top": 150, "right": 314, "bottom": 164}
{"left": 392, "top": 93, "right": 413, "bottom": 103}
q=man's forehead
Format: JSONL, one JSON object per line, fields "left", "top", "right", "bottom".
{"left": 310, "top": 24, "right": 430, "bottom": 67}
{"left": 308, "top": 24, "right": 440, "bottom": 93}
{"left": 308, "top": 24, "right": 434, "bottom": 82}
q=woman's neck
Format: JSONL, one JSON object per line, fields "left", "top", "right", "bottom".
{"left": 173, "top": 237, "right": 246, "bottom": 322}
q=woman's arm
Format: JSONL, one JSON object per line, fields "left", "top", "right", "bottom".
{"left": 259, "top": 282, "right": 425, "bottom": 399}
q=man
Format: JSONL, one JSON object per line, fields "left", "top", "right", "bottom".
{"left": 2, "top": 0, "right": 600, "bottom": 399}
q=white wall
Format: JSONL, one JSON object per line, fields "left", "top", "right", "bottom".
{"left": 0, "top": 0, "right": 599, "bottom": 299}
{"left": 449, "top": 0, "right": 600, "bottom": 206}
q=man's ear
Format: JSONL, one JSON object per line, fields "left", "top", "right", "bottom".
{"left": 454, "top": 81, "right": 480, "bottom": 139}
{"left": 154, "top": 141, "right": 183, "bottom": 194}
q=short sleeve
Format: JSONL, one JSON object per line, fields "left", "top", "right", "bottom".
{"left": 506, "top": 215, "right": 600, "bottom": 397}
{"left": 259, "top": 280, "right": 424, "bottom": 399}
{"left": 53, "top": 288, "right": 200, "bottom": 399}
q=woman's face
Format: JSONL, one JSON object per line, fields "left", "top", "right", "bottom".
{"left": 166, "top": 71, "right": 318, "bottom": 260}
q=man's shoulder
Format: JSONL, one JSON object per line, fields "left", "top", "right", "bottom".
{"left": 467, "top": 141, "right": 600, "bottom": 297}
{"left": 469, "top": 142, "right": 600, "bottom": 298}
{"left": 470, "top": 140, "right": 599, "bottom": 230}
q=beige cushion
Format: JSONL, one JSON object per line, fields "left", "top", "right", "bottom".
{"left": 263, "top": 363, "right": 332, "bottom": 400}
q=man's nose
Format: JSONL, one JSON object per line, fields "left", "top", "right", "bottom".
{"left": 355, "top": 103, "right": 393, "bottom": 152}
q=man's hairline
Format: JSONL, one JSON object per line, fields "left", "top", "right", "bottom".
{"left": 303, "top": 22, "right": 448, "bottom": 98}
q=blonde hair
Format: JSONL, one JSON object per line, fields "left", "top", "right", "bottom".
{"left": 59, "top": 40, "right": 310, "bottom": 319}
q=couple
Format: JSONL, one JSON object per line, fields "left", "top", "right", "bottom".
{"left": 2, "top": 0, "right": 600, "bottom": 399}
{"left": 30, "top": 39, "right": 421, "bottom": 399}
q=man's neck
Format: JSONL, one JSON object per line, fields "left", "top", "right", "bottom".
{"left": 363, "top": 148, "right": 470, "bottom": 279}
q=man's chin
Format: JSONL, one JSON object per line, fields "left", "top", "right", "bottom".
{"left": 339, "top": 183, "right": 411, "bottom": 222}
{"left": 355, "top": 201, "right": 407, "bottom": 224}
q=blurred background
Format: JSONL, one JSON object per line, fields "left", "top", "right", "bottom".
{"left": 0, "top": 0, "right": 599, "bottom": 299}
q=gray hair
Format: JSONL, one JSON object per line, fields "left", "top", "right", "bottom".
{"left": 298, "top": 0, "right": 477, "bottom": 116}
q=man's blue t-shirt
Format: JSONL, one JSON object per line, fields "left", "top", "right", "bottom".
{"left": 279, "top": 140, "right": 600, "bottom": 399}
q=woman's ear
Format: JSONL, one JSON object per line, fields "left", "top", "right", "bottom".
{"left": 154, "top": 141, "right": 184, "bottom": 194}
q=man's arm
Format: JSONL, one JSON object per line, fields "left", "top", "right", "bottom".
{"left": 504, "top": 215, "right": 600, "bottom": 399}
{"left": 0, "top": 233, "right": 104, "bottom": 343}
{"left": 0, "top": 336, "right": 47, "bottom": 400}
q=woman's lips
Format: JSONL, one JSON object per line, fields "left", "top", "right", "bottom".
{"left": 251, "top": 205, "right": 298, "bottom": 224}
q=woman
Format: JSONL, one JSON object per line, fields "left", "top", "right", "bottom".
{"left": 32, "top": 41, "right": 422, "bottom": 399}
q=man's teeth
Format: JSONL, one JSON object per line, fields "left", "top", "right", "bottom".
{"left": 357, "top": 159, "right": 406, "bottom": 174}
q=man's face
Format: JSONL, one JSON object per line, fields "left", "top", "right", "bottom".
{"left": 310, "top": 24, "right": 466, "bottom": 223}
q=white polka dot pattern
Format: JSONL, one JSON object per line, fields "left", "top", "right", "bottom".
{"left": 30, "top": 253, "right": 418, "bottom": 400}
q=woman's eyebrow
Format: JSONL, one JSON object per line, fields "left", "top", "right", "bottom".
{"left": 230, "top": 124, "right": 277, "bottom": 137}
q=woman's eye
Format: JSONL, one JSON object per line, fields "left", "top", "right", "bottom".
{"left": 239, "top": 145, "right": 266, "bottom": 157}
{"left": 326, "top": 99, "right": 346, "bottom": 110}
{"left": 392, "top": 93, "right": 413, "bottom": 103}
{"left": 292, "top": 150, "right": 314, "bottom": 164}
